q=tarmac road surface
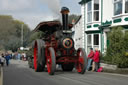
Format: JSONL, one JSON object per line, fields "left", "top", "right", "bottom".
{"left": 3, "top": 60, "right": 128, "bottom": 85}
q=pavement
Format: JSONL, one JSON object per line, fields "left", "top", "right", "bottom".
{"left": 0, "top": 66, "right": 3, "bottom": 85}
{"left": 3, "top": 60, "right": 128, "bottom": 85}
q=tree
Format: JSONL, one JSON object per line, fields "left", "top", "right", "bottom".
{"left": 3, "top": 35, "right": 21, "bottom": 52}
{"left": 124, "top": 31, "right": 128, "bottom": 50}
{"left": 104, "top": 26, "right": 128, "bottom": 68}
{"left": 0, "top": 15, "right": 31, "bottom": 52}
{"left": 29, "top": 31, "right": 44, "bottom": 43}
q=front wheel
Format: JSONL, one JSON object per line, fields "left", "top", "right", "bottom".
{"left": 76, "top": 48, "right": 87, "bottom": 74}
{"left": 46, "top": 47, "right": 56, "bottom": 75}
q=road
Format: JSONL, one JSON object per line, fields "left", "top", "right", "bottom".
{"left": 3, "top": 60, "right": 128, "bottom": 85}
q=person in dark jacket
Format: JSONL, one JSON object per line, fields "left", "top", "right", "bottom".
{"left": 86, "top": 48, "right": 94, "bottom": 71}
{"left": 92, "top": 48, "right": 100, "bottom": 72}
{"left": 5, "top": 53, "right": 10, "bottom": 66}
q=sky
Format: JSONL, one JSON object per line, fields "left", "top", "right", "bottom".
{"left": 0, "top": 0, "right": 81, "bottom": 30}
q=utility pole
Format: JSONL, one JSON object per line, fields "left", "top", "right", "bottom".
{"left": 21, "top": 24, "right": 23, "bottom": 48}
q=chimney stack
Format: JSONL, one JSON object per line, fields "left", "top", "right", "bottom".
{"left": 61, "top": 7, "right": 69, "bottom": 31}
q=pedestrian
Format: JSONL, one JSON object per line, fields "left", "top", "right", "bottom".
{"left": 0, "top": 54, "right": 5, "bottom": 66}
{"left": 17, "top": 53, "right": 21, "bottom": 60}
{"left": 22, "top": 52, "right": 26, "bottom": 61}
{"left": 86, "top": 48, "right": 94, "bottom": 71}
{"left": 98, "top": 50, "right": 102, "bottom": 68}
{"left": 5, "top": 53, "right": 10, "bottom": 66}
{"left": 16, "top": 52, "right": 18, "bottom": 60}
{"left": 92, "top": 48, "right": 100, "bottom": 72}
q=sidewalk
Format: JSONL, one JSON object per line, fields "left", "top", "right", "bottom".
{"left": 0, "top": 66, "right": 3, "bottom": 85}
{"left": 101, "top": 63, "right": 128, "bottom": 74}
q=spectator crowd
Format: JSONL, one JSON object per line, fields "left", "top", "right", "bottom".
{"left": 0, "top": 52, "right": 27, "bottom": 67}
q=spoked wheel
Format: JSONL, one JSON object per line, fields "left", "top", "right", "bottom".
{"left": 34, "top": 39, "right": 45, "bottom": 72}
{"left": 76, "top": 48, "right": 87, "bottom": 74}
{"left": 46, "top": 47, "right": 56, "bottom": 75}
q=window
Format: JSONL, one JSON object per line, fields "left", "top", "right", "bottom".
{"left": 87, "top": 35, "right": 92, "bottom": 45}
{"left": 87, "top": 1, "right": 92, "bottom": 22}
{"left": 125, "top": 0, "right": 128, "bottom": 13}
{"left": 93, "top": 34, "right": 99, "bottom": 51}
{"left": 94, "top": 34, "right": 99, "bottom": 45}
{"left": 87, "top": 35, "right": 92, "bottom": 54}
{"left": 88, "top": 1, "right": 92, "bottom": 11}
{"left": 88, "top": 12, "right": 92, "bottom": 22}
{"left": 87, "top": 0, "right": 99, "bottom": 23}
{"left": 94, "top": 0, "right": 99, "bottom": 21}
{"left": 87, "top": 34, "right": 99, "bottom": 54}
{"left": 114, "top": 0, "right": 122, "bottom": 15}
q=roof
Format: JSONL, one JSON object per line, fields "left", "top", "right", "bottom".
{"left": 79, "top": 0, "right": 91, "bottom": 5}
{"left": 74, "top": 16, "right": 82, "bottom": 25}
{"left": 34, "top": 21, "right": 62, "bottom": 33}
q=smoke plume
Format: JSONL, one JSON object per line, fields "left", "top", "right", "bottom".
{"left": 41, "top": 0, "right": 61, "bottom": 19}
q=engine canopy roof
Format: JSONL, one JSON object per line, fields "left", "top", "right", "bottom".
{"left": 34, "top": 21, "right": 62, "bottom": 33}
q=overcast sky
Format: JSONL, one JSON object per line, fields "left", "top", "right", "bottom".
{"left": 0, "top": 0, "right": 81, "bottom": 30}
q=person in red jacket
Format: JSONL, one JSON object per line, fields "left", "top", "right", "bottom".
{"left": 92, "top": 48, "right": 100, "bottom": 72}
{"left": 86, "top": 48, "right": 94, "bottom": 71}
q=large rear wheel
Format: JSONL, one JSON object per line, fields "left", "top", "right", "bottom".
{"left": 76, "top": 48, "right": 87, "bottom": 74}
{"left": 46, "top": 47, "right": 56, "bottom": 75}
{"left": 34, "top": 39, "right": 45, "bottom": 72}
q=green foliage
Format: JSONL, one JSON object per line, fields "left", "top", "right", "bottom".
{"left": 124, "top": 31, "right": 128, "bottom": 50}
{"left": 3, "top": 36, "right": 21, "bottom": 52}
{"left": 27, "top": 31, "right": 44, "bottom": 57}
{"left": 29, "top": 31, "right": 44, "bottom": 43}
{"left": 0, "top": 15, "right": 31, "bottom": 52}
{"left": 104, "top": 26, "right": 128, "bottom": 68}
{"left": 26, "top": 47, "right": 33, "bottom": 57}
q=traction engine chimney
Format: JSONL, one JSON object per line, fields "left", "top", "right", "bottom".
{"left": 61, "top": 7, "right": 70, "bottom": 31}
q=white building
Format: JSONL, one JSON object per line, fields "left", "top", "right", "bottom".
{"left": 73, "top": 0, "right": 128, "bottom": 54}
{"left": 72, "top": 16, "right": 85, "bottom": 50}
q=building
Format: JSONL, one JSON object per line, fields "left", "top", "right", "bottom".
{"left": 72, "top": 16, "right": 85, "bottom": 50}
{"left": 73, "top": 0, "right": 128, "bottom": 54}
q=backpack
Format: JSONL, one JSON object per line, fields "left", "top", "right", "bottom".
{"left": 97, "top": 67, "right": 103, "bottom": 72}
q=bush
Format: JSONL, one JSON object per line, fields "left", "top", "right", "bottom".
{"left": 104, "top": 26, "right": 128, "bottom": 68}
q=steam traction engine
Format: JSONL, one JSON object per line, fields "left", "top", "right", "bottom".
{"left": 33, "top": 7, "right": 87, "bottom": 75}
